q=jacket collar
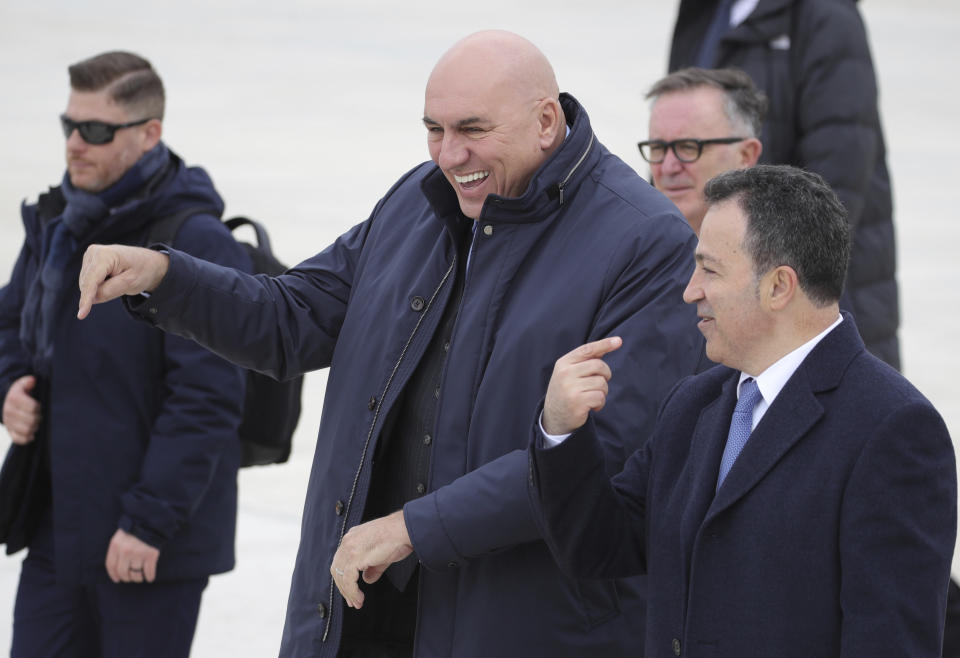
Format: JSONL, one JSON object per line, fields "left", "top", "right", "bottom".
{"left": 420, "top": 92, "right": 601, "bottom": 228}
{"left": 22, "top": 145, "right": 223, "bottom": 249}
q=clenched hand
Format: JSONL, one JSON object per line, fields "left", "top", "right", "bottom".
{"left": 2, "top": 375, "right": 41, "bottom": 445}
{"left": 105, "top": 528, "right": 160, "bottom": 584}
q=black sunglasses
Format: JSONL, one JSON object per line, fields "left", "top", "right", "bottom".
{"left": 637, "top": 137, "right": 746, "bottom": 164}
{"left": 59, "top": 114, "right": 155, "bottom": 145}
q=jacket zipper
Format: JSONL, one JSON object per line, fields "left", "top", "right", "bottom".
{"left": 555, "top": 133, "right": 595, "bottom": 206}
{"left": 323, "top": 255, "right": 458, "bottom": 643}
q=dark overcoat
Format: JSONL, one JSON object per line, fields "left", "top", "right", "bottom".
{"left": 531, "top": 316, "right": 956, "bottom": 657}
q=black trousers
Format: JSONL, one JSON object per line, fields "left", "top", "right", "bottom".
{"left": 12, "top": 511, "right": 208, "bottom": 658}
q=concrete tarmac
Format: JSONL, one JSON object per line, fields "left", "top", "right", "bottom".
{"left": 1, "top": 1, "right": 958, "bottom": 654}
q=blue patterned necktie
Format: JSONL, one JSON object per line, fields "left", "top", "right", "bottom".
{"left": 716, "top": 377, "right": 761, "bottom": 490}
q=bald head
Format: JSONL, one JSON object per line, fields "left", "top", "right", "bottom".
{"left": 429, "top": 30, "right": 559, "bottom": 103}
{"left": 423, "top": 31, "right": 566, "bottom": 219}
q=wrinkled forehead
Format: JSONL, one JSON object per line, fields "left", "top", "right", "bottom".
{"left": 424, "top": 71, "right": 528, "bottom": 127}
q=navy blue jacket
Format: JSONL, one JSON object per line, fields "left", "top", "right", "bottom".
{"left": 530, "top": 316, "right": 956, "bottom": 657}
{"left": 670, "top": 0, "right": 900, "bottom": 369}
{"left": 0, "top": 148, "right": 249, "bottom": 583}
{"left": 130, "top": 95, "right": 703, "bottom": 656}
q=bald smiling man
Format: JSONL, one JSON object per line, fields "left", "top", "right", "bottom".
{"left": 77, "top": 31, "right": 703, "bottom": 657}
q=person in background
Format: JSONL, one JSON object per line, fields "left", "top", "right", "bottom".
{"left": 0, "top": 51, "right": 249, "bottom": 657}
{"left": 669, "top": 0, "right": 900, "bottom": 369}
{"left": 638, "top": 67, "right": 764, "bottom": 235}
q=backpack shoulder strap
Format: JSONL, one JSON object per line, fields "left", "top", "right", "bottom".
{"left": 145, "top": 207, "right": 220, "bottom": 248}
{"left": 223, "top": 216, "right": 275, "bottom": 257}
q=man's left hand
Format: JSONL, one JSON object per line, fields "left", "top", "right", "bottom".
{"left": 331, "top": 510, "right": 413, "bottom": 609}
{"left": 105, "top": 528, "right": 160, "bottom": 584}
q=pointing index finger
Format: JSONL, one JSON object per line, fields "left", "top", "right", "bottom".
{"left": 573, "top": 336, "right": 622, "bottom": 362}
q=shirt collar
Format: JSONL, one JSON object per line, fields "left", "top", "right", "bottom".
{"left": 730, "top": 0, "right": 760, "bottom": 26}
{"left": 737, "top": 314, "right": 844, "bottom": 404}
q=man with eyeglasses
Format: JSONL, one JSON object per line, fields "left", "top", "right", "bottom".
{"left": 0, "top": 51, "right": 249, "bottom": 657}
{"left": 638, "top": 67, "right": 765, "bottom": 236}
{"left": 668, "top": 0, "right": 901, "bottom": 373}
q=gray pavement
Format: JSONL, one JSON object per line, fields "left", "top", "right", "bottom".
{"left": 0, "top": 1, "right": 958, "bottom": 655}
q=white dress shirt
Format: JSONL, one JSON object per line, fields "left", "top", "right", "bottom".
{"left": 730, "top": 0, "right": 760, "bottom": 27}
{"left": 738, "top": 314, "right": 842, "bottom": 430}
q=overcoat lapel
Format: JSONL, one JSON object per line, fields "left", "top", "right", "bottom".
{"left": 705, "top": 371, "right": 824, "bottom": 521}
{"left": 679, "top": 375, "right": 737, "bottom": 584}
{"left": 703, "top": 315, "right": 865, "bottom": 521}
{"left": 674, "top": 314, "right": 864, "bottom": 612}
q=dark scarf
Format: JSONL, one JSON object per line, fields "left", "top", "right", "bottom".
{"left": 19, "top": 143, "right": 169, "bottom": 377}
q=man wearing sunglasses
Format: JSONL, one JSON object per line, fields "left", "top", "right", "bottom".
{"left": 0, "top": 51, "right": 249, "bottom": 657}
{"left": 638, "top": 67, "right": 765, "bottom": 236}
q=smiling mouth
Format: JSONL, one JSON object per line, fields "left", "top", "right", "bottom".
{"left": 454, "top": 170, "right": 489, "bottom": 189}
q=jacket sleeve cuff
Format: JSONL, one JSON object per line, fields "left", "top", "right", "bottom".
{"left": 117, "top": 512, "right": 167, "bottom": 549}
{"left": 403, "top": 449, "right": 539, "bottom": 572}
{"left": 529, "top": 416, "right": 606, "bottom": 512}
{"left": 403, "top": 492, "right": 465, "bottom": 572}
{"left": 123, "top": 248, "right": 199, "bottom": 326}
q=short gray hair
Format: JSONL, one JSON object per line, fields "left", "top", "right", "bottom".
{"left": 647, "top": 67, "right": 767, "bottom": 138}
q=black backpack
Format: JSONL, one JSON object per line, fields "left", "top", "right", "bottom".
{"left": 146, "top": 210, "right": 303, "bottom": 467}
